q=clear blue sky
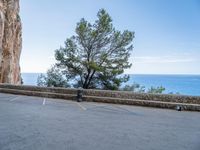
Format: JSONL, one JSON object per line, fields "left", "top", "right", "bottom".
{"left": 20, "top": 0, "right": 200, "bottom": 74}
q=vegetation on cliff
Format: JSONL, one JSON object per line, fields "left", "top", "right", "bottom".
{"left": 37, "top": 9, "right": 174, "bottom": 95}
{"left": 38, "top": 9, "right": 134, "bottom": 90}
{"left": 37, "top": 66, "right": 70, "bottom": 88}
{"left": 121, "top": 83, "right": 166, "bottom": 94}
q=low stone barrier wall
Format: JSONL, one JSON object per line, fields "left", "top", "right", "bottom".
{"left": 83, "top": 89, "right": 200, "bottom": 104}
{"left": 0, "top": 84, "right": 199, "bottom": 111}
{"left": 84, "top": 96, "right": 200, "bottom": 111}
{"left": 0, "top": 87, "right": 76, "bottom": 100}
{"left": 0, "top": 84, "right": 77, "bottom": 94}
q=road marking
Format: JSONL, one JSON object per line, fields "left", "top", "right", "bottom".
{"left": 110, "top": 104, "right": 135, "bottom": 114}
{"left": 76, "top": 102, "right": 87, "bottom": 111}
{"left": 88, "top": 102, "right": 105, "bottom": 107}
{"left": 89, "top": 102, "right": 133, "bottom": 113}
{"left": 9, "top": 96, "right": 20, "bottom": 101}
{"left": 43, "top": 98, "right": 46, "bottom": 105}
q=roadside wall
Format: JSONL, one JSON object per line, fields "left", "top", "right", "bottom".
{"left": 0, "top": 84, "right": 199, "bottom": 111}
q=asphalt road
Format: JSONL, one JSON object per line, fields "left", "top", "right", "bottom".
{"left": 0, "top": 93, "right": 199, "bottom": 150}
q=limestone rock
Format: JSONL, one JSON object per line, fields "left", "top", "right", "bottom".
{"left": 0, "top": 0, "right": 22, "bottom": 84}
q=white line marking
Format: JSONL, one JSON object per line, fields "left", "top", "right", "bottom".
{"left": 87, "top": 102, "right": 132, "bottom": 113}
{"left": 43, "top": 98, "right": 46, "bottom": 105}
{"left": 88, "top": 102, "right": 106, "bottom": 108}
{"left": 76, "top": 102, "right": 87, "bottom": 111}
{"left": 111, "top": 105, "right": 132, "bottom": 113}
{"left": 9, "top": 96, "right": 20, "bottom": 101}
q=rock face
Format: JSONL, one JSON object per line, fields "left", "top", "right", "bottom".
{"left": 0, "top": 0, "right": 22, "bottom": 84}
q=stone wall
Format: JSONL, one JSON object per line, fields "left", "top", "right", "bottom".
{"left": 83, "top": 89, "right": 200, "bottom": 104}
{"left": 0, "top": 84, "right": 199, "bottom": 111}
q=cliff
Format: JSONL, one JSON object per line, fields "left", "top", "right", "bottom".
{"left": 0, "top": 0, "right": 22, "bottom": 84}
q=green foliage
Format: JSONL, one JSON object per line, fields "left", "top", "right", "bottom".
{"left": 37, "top": 74, "right": 46, "bottom": 87}
{"left": 37, "top": 66, "right": 70, "bottom": 88}
{"left": 55, "top": 9, "right": 134, "bottom": 89}
{"left": 17, "top": 14, "right": 21, "bottom": 22}
{"left": 122, "top": 83, "right": 145, "bottom": 93}
{"left": 147, "top": 86, "right": 166, "bottom": 94}
{"left": 122, "top": 83, "right": 166, "bottom": 94}
{"left": 20, "top": 74, "right": 24, "bottom": 85}
{"left": 168, "top": 92, "right": 180, "bottom": 95}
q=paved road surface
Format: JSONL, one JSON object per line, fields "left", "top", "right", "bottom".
{"left": 0, "top": 93, "right": 199, "bottom": 150}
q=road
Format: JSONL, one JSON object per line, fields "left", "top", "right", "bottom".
{"left": 0, "top": 93, "right": 199, "bottom": 150}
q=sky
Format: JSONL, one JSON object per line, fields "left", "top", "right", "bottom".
{"left": 20, "top": 0, "right": 200, "bottom": 74}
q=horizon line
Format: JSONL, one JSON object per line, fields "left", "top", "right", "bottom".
{"left": 21, "top": 72, "right": 200, "bottom": 76}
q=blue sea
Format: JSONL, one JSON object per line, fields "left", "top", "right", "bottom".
{"left": 21, "top": 73, "right": 200, "bottom": 96}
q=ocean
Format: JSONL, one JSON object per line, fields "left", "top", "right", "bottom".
{"left": 21, "top": 73, "right": 200, "bottom": 96}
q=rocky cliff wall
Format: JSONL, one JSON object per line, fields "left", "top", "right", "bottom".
{"left": 0, "top": 0, "right": 22, "bottom": 84}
